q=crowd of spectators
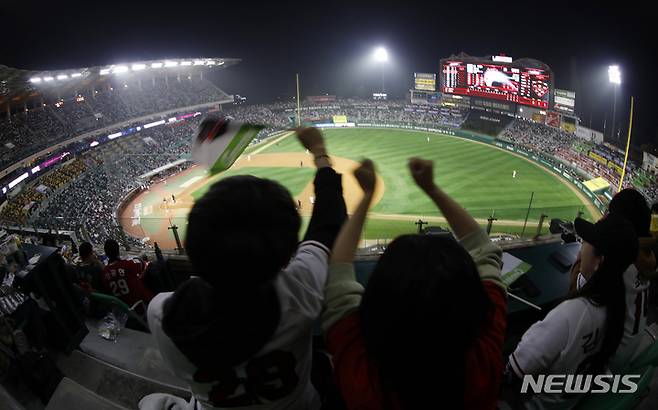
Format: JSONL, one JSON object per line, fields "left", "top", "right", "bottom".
{"left": 500, "top": 118, "right": 658, "bottom": 203}
{"left": 0, "top": 77, "right": 230, "bottom": 171}
{"left": 0, "top": 189, "right": 46, "bottom": 225}
{"left": 27, "top": 120, "right": 198, "bottom": 248}
{"left": 499, "top": 119, "right": 573, "bottom": 154}
{"left": 4, "top": 95, "right": 658, "bottom": 253}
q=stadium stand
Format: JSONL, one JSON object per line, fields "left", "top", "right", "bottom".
{"left": 2, "top": 81, "right": 658, "bottom": 408}
{"left": 2, "top": 95, "right": 658, "bottom": 254}
{"left": 0, "top": 77, "right": 230, "bottom": 171}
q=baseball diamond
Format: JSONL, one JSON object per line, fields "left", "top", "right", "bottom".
{"left": 119, "top": 128, "right": 596, "bottom": 249}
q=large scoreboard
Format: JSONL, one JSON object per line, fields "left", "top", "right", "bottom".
{"left": 441, "top": 60, "right": 552, "bottom": 109}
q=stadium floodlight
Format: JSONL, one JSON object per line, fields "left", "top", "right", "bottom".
{"left": 43, "top": 76, "right": 54, "bottom": 82}
{"left": 608, "top": 65, "right": 621, "bottom": 84}
{"left": 164, "top": 61, "right": 179, "bottom": 67}
{"left": 71, "top": 72, "right": 82, "bottom": 78}
{"left": 56, "top": 74, "right": 68, "bottom": 80}
{"left": 608, "top": 65, "right": 622, "bottom": 140}
{"left": 217, "top": 61, "right": 225, "bottom": 66}
{"left": 113, "top": 65, "right": 129, "bottom": 74}
{"left": 206, "top": 60, "right": 216, "bottom": 65}
{"left": 373, "top": 47, "right": 388, "bottom": 63}
{"left": 132, "top": 63, "right": 146, "bottom": 71}
{"left": 100, "top": 68, "right": 111, "bottom": 75}
{"left": 181, "top": 61, "right": 192, "bottom": 66}
{"left": 151, "top": 62, "right": 163, "bottom": 68}
{"left": 29, "top": 77, "right": 42, "bottom": 83}
{"left": 193, "top": 60, "right": 205, "bottom": 66}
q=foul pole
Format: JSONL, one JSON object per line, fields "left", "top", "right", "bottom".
{"left": 296, "top": 73, "right": 301, "bottom": 127}
{"left": 617, "top": 96, "right": 634, "bottom": 192}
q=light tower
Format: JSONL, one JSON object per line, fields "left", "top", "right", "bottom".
{"left": 373, "top": 47, "right": 389, "bottom": 93}
{"left": 608, "top": 65, "right": 621, "bottom": 140}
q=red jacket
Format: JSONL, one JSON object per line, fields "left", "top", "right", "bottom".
{"left": 102, "top": 258, "right": 153, "bottom": 308}
{"left": 326, "top": 281, "right": 507, "bottom": 410}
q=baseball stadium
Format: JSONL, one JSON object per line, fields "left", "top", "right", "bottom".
{"left": 1, "top": 34, "right": 658, "bottom": 410}
{"left": 120, "top": 126, "right": 599, "bottom": 249}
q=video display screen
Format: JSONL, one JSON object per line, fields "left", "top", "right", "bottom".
{"left": 441, "top": 61, "right": 551, "bottom": 108}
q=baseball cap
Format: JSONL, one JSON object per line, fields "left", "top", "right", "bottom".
{"left": 608, "top": 188, "right": 651, "bottom": 237}
{"left": 574, "top": 214, "right": 638, "bottom": 266}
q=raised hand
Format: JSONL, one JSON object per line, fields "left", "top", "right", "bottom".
{"left": 408, "top": 157, "right": 436, "bottom": 193}
{"left": 295, "top": 127, "right": 326, "bottom": 155}
{"left": 354, "top": 159, "right": 376, "bottom": 195}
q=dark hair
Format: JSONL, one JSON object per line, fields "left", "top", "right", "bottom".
{"left": 652, "top": 202, "right": 658, "bottom": 214}
{"left": 185, "top": 175, "right": 301, "bottom": 290}
{"left": 570, "top": 219, "right": 638, "bottom": 374}
{"left": 166, "top": 176, "right": 301, "bottom": 371}
{"left": 104, "top": 239, "right": 120, "bottom": 261}
{"left": 359, "top": 235, "right": 493, "bottom": 409}
{"left": 79, "top": 242, "right": 94, "bottom": 259}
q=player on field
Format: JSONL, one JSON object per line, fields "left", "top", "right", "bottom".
{"left": 321, "top": 158, "right": 507, "bottom": 409}
{"left": 101, "top": 239, "right": 153, "bottom": 313}
{"left": 144, "top": 127, "right": 347, "bottom": 410}
{"left": 513, "top": 170, "right": 517, "bottom": 178}
{"left": 505, "top": 214, "right": 638, "bottom": 409}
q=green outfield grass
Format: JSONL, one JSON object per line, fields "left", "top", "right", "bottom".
{"left": 262, "top": 128, "right": 593, "bottom": 222}
{"left": 191, "top": 166, "right": 315, "bottom": 201}
{"left": 128, "top": 128, "right": 595, "bottom": 245}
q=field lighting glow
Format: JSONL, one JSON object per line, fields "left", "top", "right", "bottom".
{"left": 56, "top": 74, "right": 68, "bottom": 80}
{"left": 374, "top": 47, "right": 388, "bottom": 63}
{"left": 164, "top": 61, "right": 178, "bottom": 67}
{"left": 151, "top": 62, "right": 163, "bottom": 68}
{"left": 608, "top": 65, "right": 621, "bottom": 84}
{"left": 132, "top": 63, "right": 146, "bottom": 71}
{"left": 30, "top": 77, "right": 42, "bottom": 83}
{"left": 113, "top": 65, "right": 129, "bottom": 74}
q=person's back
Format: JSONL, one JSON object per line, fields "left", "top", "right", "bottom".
{"left": 76, "top": 241, "right": 103, "bottom": 291}
{"left": 101, "top": 239, "right": 153, "bottom": 308}
{"left": 509, "top": 296, "right": 607, "bottom": 409}
{"left": 146, "top": 128, "right": 346, "bottom": 409}
{"left": 321, "top": 158, "right": 507, "bottom": 410}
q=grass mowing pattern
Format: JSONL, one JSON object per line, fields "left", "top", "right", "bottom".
{"left": 263, "top": 128, "right": 591, "bottom": 222}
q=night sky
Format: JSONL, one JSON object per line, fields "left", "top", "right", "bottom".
{"left": 1, "top": 0, "right": 655, "bottom": 147}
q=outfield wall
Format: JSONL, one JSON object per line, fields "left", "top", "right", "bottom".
{"left": 354, "top": 122, "right": 606, "bottom": 216}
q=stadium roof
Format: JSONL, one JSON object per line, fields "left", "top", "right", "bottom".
{"left": 0, "top": 57, "right": 240, "bottom": 106}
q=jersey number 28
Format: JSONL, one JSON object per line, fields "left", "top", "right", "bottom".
{"left": 194, "top": 350, "right": 299, "bottom": 407}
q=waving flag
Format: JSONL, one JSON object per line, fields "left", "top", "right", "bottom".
{"left": 192, "top": 116, "right": 264, "bottom": 175}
